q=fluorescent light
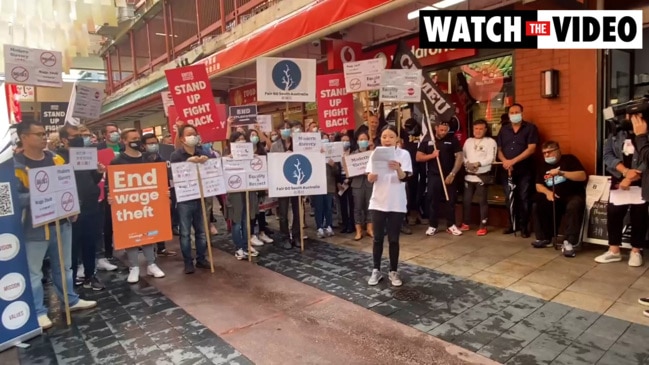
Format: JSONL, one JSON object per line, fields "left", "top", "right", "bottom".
{"left": 155, "top": 32, "right": 178, "bottom": 37}
{"left": 434, "top": 0, "right": 466, "bottom": 8}
{"left": 407, "top": 6, "right": 437, "bottom": 20}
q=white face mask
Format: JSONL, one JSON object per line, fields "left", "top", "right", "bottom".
{"left": 184, "top": 135, "right": 199, "bottom": 147}
{"left": 623, "top": 139, "right": 635, "bottom": 156}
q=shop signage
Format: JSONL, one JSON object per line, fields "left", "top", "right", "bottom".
{"left": 160, "top": 91, "right": 174, "bottom": 116}
{"left": 316, "top": 73, "right": 355, "bottom": 133}
{"left": 16, "top": 86, "right": 34, "bottom": 102}
{"left": 229, "top": 84, "right": 257, "bottom": 106}
{"left": 165, "top": 64, "right": 227, "bottom": 142}
{"left": 325, "top": 40, "right": 363, "bottom": 70}
{"left": 3, "top": 44, "right": 63, "bottom": 88}
{"left": 40, "top": 102, "right": 68, "bottom": 134}
{"left": 256, "top": 57, "right": 317, "bottom": 103}
{"left": 229, "top": 105, "right": 258, "bottom": 126}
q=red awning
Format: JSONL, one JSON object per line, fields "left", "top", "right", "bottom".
{"left": 198, "top": 0, "right": 398, "bottom": 78}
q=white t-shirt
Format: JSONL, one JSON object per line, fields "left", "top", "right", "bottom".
{"left": 366, "top": 147, "right": 413, "bottom": 213}
{"left": 463, "top": 137, "right": 497, "bottom": 183}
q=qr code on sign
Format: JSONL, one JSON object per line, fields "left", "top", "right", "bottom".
{"left": 0, "top": 182, "right": 15, "bottom": 218}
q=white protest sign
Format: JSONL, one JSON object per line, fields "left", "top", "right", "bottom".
{"left": 222, "top": 156, "right": 268, "bottom": 192}
{"left": 343, "top": 58, "right": 383, "bottom": 93}
{"left": 293, "top": 132, "right": 322, "bottom": 153}
{"left": 256, "top": 115, "right": 272, "bottom": 133}
{"left": 71, "top": 84, "right": 104, "bottom": 120}
{"left": 379, "top": 69, "right": 422, "bottom": 103}
{"left": 171, "top": 159, "right": 226, "bottom": 202}
{"left": 256, "top": 57, "right": 317, "bottom": 102}
{"left": 323, "top": 142, "right": 344, "bottom": 163}
{"left": 344, "top": 151, "right": 371, "bottom": 177}
{"left": 28, "top": 164, "right": 80, "bottom": 227}
{"left": 267, "top": 152, "right": 327, "bottom": 198}
{"left": 231, "top": 142, "right": 254, "bottom": 160}
{"left": 69, "top": 147, "right": 98, "bottom": 171}
{"left": 16, "top": 85, "right": 35, "bottom": 101}
{"left": 161, "top": 91, "right": 174, "bottom": 116}
{"left": 3, "top": 44, "right": 63, "bottom": 88}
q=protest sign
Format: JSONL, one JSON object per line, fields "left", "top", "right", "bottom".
{"left": 165, "top": 65, "right": 227, "bottom": 142}
{"left": 3, "top": 45, "right": 63, "bottom": 87}
{"left": 70, "top": 84, "right": 104, "bottom": 120}
{"left": 343, "top": 58, "right": 383, "bottom": 93}
{"left": 267, "top": 152, "right": 327, "bottom": 198}
{"left": 221, "top": 156, "right": 268, "bottom": 192}
{"left": 256, "top": 57, "right": 317, "bottom": 102}
{"left": 316, "top": 73, "right": 354, "bottom": 133}
{"left": 292, "top": 132, "right": 322, "bottom": 153}
{"left": 107, "top": 162, "right": 172, "bottom": 250}
{"left": 41, "top": 102, "right": 68, "bottom": 134}
{"left": 69, "top": 147, "right": 98, "bottom": 171}
{"left": 323, "top": 142, "right": 344, "bottom": 163}
{"left": 170, "top": 159, "right": 226, "bottom": 202}
{"left": 344, "top": 151, "right": 372, "bottom": 177}
{"left": 379, "top": 69, "right": 422, "bottom": 103}
{"left": 231, "top": 142, "right": 254, "bottom": 160}
{"left": 229, "top": 105, "right": 258, "bottom": 125}
{"left": 28, "top": 164, "right": 80, "bottom": 227}
{"left": 256, "top": 115, "right": 272, "bottom": 133}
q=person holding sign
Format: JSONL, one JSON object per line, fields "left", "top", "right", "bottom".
{"left": 366, "top": 125, "right": 412, "bottom": 287}
{"left": 314, "top": 133, "right": 339, "bottom": 239}
{"left": 349, "top": 131, "right": 374, "bottom": 240}
{"left": 170, "top": 124, "right": 214, "bottom": 274}
{"left": 337, "top": 134, "right": 355, "bottom": 234}
{"left": 13, "top": 121, "right": 97, "bottom": 329}
{"left": 107, "top": 128, "right": 166, "bottom": 283}
{"left": 248, "top": 128, "right": 274, "bottom": 244}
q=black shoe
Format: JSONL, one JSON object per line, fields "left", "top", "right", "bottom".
{"left": 291, "top": 239, "right": 301, "bottom": 248}
{"left": 83, "top": 276, "right": 105, "bottom": 291}
{"left": 195, "top": 260, "right": 211, "bottom": 269}
{"left": 184, "top": 262, "right": 195, "bottom": 274}
{"left": 531, "top": 240, "right": 552, "bottom": 248}
{"left": 401, "top": 226, "right": 412, "bottom": 235}
{"left": 521, "top": 228, "right": 530, "bottom": 238}
{"left": 277, "top": 239, "right": 292, "bottom": 249}
{"left": 503, "top": 227, "right": 516, "bottom": 234}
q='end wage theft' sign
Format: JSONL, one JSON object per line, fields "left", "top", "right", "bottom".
{"left": 229, "top": 105, "right": 257, "bottom": 125}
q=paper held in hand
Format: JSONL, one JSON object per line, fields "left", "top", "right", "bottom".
{"left": 370, "top": 147, "right": 396, "bottom": 175}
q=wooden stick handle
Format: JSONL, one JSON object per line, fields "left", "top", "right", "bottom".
{"left": 422, "top": 102, "right": 449, "bottom": 201}
{"left": 196, "top": 164, "right": 215, "bottom": 273}
{"left": 55, "top": 221, "right": 71, "bottom": 326}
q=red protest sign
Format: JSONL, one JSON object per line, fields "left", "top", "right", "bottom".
{"left": 164, "top": 65, "right": 227, "bottom": 142}
{"left": 316, "top": 73, "right": 355, "bottom": 133}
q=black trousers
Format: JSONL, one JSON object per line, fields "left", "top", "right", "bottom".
{"left": 278, "top": 196, "right": 300, "bottom": 240}
{"left": 533, "top": 193, "right": 585, "bottom": 244}
{"left": 102, "top": 199, "right": 113, "bottom": 259}
{"left": 339, "top": 188, "right": 354, "bottom": 229}
{"left": 371, "top": 210, "right": 404, "bottom": 271}
{"left": 463, "top": 180, "right": 489, "bottom": 225}
{"left": 407, "top": 162, "right": 427, "bottom": 214}
{"left": 427, "top": 174, "right": 458, "bottom": 228}
{"left": 607, "top": 202, "right": 649, "bottom": 248}
{"left": 503, "top": 172, "right": 533, "bottom": 231}
{"left": 72, "top": 202, "right": 101, "bottom": 279}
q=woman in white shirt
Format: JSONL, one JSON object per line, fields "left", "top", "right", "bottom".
{"left": 366, "top": 125, "right": 413, "bottom": 287}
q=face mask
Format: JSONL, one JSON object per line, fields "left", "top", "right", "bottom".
{"left": 292, "top": 128, "right": 301, "bottom": 135}
{"left": 343, "top": 141, "right": 351, "bottom": 150}
{"left": 250, "top": 136, "right": 259, "bottom": 144}
{"left": 271, "top": 135, "right": 279, "bottom": 142}
{"left": 184, "top": 135, "right": 199, "bottom": 147}
{"left": 545, "top": 156, "right": 557, "bottom": 165}
{"left": 108, "top": 132, "right": 120, "bottom": 143}
{"left": 321, "top": 138, "right": 329, "bottom": 144}
{"left": 68, "top": 136, "right": 84, "bottom": 148}
{"left": 129, "top": 141, "right": 143, "bottom": 150}
{"left": 280, "top": 129, "right": 291, "bottom": 138}
{"left": 146, "top": 144, "right": 159, "bottom": 153}
{"left": 312, "top": 127, "right": 318, "bottom": 132}
{"left": 510, "top": 114, "right": 522, "bottom": 124}
{"left": 82, "top": 136, "right": 91, "bottom": 147}
{"left": 358, "top": 140, "right": 369, "bottom": 149}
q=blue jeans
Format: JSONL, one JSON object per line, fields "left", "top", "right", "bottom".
{"left": 26, "top": 222, "right": 80, "bottom": 316}
{"left": 177, "top": 200, "right": 207, "bottom": 264}
{"left": 232, "top": 209, "right": 248, "bottom": 251}
{"left": 313, "top": 194, "right": 334, "bottom": 229}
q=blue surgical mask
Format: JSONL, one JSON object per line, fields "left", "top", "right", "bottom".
{"left": 358, "top": 140, "right": 369, "bottom": 149}
{"left": 545, "top": 156, "right": 557, "bottom": 165}
{"left": 321, "top": 138, "right": 329, "bottom": 144}
{"left": 108, "top": 132, "right": 120, "bottom": 143}
{"left": 510, "top": 114, "right": 522, "bottom": 124}
{"left": 343, "top": 141, "right": 351, "bottom": 150}
{"left": 280, "top": 129, "right": 291, "bottom": 138}
{"left": 83, "top": 136, "right": 91, "bottom": 147}
{"left": 250, "top": 136, "right": 259, "bottom": 144}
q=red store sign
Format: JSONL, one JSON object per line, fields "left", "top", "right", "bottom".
{"left": 229, "top": 83, "right": 257, "bottom": 106}
{"left": 326, "top": 37, "right": 476, "bottom": 71}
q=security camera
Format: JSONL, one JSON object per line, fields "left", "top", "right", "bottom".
{"left": 311, "top": 40, "right": 321, "bottom": 47}
{"left": 339, "top": 30, "right": 349, "bottom": 38}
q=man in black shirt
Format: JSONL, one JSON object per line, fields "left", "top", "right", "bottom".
{"left": 531, "top": 141, "right": 587, "bottom": 258}
{"left": 497, "top": 103, "right": 539, "bottom": 237}
{"left": 416, "top": 121, "right": 464, "bottom": 237}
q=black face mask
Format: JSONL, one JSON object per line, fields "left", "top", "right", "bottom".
{"left": 68, "top": 136, "right": 84, "bottom": 148}
{"left": 129, "top": 141, "right": 143, "bottom": 151}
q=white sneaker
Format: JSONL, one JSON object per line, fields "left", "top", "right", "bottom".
{"left": 259, "top": 232, "right": 274, "bottom": 243}
{"left": 368, "top": 269, "right": 382, "bottom": 286}
{"left": 147, "top": 264, "right": 165, "bottom": 278}
{"left": 38, "top": 315, "right": 53, "bottom": 330}
{"left": 325, "top": 226, "right": 334, "bottom": 237}
{"left": 316, "top": 228, "right": 325, "bottom": 238}
{"left": 595, "top": 250, "right": 622, "bottom": 264}
{"left": 446, "top": 225, "right": 463, "bottom": 236}
{"left": 249, "top": 247, "right": 259, "bottom": 257}
{"left": 250, "top": 235, "right": 264, "bottom": 247}
{"left": 97, "top": 258, "right": 118, "bottom": 271}
{"left": 389, "top": 271, "right": 403, "bottom": 287}
{"left": 425, "top": 227, "right": 437, "bottom": 236}
{"left": 127, "top": 267, "right": 140, "bottom": 283}
{"left": 235, "top": 249, "right": 247, "bottom": 261}
{"left": 629, "top": 252, "right": 644, "bottom": 267}
{"left": 76, "top": 265, "right": 85, "bottom": 279}
{"left": 70, "top": 299, "right": 97, "bottom": 311}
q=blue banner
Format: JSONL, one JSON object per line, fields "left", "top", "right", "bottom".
{"left": 0, "top": 158, "right": 41, "bottom": 351}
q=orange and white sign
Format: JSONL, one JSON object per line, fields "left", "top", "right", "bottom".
{"left": 108, "top": 162, "right": 172, "bottom": 250}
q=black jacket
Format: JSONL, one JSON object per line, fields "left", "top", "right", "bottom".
{"left": 56, "top": 149, "right": 103, "bottom": 210}
{"left": 635, "top": 133, "right": 649, "bottom": 201}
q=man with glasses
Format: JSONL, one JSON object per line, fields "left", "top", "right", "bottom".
{"left": 531, "top": 141, "right": 587, "bottom": 257}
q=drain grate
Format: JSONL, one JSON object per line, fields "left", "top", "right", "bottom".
{"left": 392, "top": 289, "right": 422, "bottom": 302}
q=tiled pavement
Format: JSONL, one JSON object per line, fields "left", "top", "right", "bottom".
{"left": 15, "top": 261, "right": 252, "bottom": 365}
{"left": 211, "top": 222, "right": 649, "bottom": 365}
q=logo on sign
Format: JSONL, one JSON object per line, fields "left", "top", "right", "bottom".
{"left": 228, "top": 175, "right": 243, "bottom": 189}
{"left": 61, "top": 192, "right": 74, "bottom": 212}
{"left": 250, "top": 157, "right": 263, "bottom": 171}
{"left": 283, "top": 155, "right": 312, "bottom": 185}
{"left": 40, "top": 52, "right": 57, "bottom": 67}
{"left": 272, "top": 60, "right": 302, "bottom": 91}
{"left": 407, "top": 88, "right": 415, "bottom": 96}
{"left": 349, "top": 78, "right": 361, "bottom": 90}
{"left": 340, "top": 46, "right": 356, "bottom": 63}
{"left": 11, "top": 66, "right": 29, "bottom": 82}
{"left": 34, "top": 171, "right": 49, "bottom": 192}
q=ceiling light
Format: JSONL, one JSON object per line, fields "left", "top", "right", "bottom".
{"left": 434, "top": 0, "right": 467, "bottom": 8}
{"left": 407, "top": 6, "right": 437, "bottom": 20}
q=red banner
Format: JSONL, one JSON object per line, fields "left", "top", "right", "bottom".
{"left": 316, "top": 73, "right": 355, "bottom": 133}
{"left": 228, "top": 84, "right": 257, "bottom": 106}
{"left": 164, "top": 65, "right": 227, "bottom": 142}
